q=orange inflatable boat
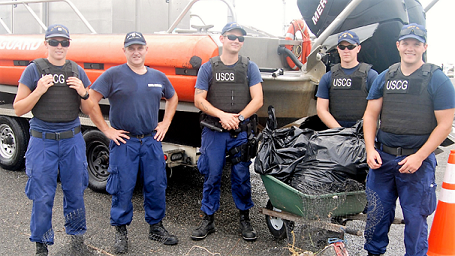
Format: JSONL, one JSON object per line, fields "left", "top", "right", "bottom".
{"left": 0, "top": 34, "right": 219, "bottom": 102}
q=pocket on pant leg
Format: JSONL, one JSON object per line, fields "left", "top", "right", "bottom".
{"left": 25, "top": 176, "right": 37, "bottom": 200}
{"left": 197, "top": 154, "right": 209, "bottom": 176}
{"left": 106, "top": 166, "right": 119, "bottom": 195}
{"left": 420, "top": 181, "right": 437, "bottom": 216}
{"left": 82, "top": 162, "right": 89, "bottom": 190}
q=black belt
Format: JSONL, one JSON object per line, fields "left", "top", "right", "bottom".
{"left": 31, "top": 126, "right": 81, "bottom": 140}
{"left": 375, "top": 142, "right": 419, "bottom": 156}
{"left": 126, "top": 133, "right": 153, "bottom": 139}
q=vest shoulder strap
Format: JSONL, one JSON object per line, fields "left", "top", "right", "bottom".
{"left": 33, "top": 58, "right": 79, "bottom": 78}
{"left": 421, "top": 63, "right": 441, "bottom": 76}
{"left": 210, "top": 55, "right": 249, "bottom": 68}
{"left": 239, "top": 55, "right": 249, "bottom": 68}
{"left": 358, "top": 63, "right": 372, "bottom": 74}
{"left": 387, "top": 63, "right": 401, "bottom": 78}
{"left": 330, "top": 63, "right": 341, "bottom": 73}
{"left": 210, "top": 56, "right": 222, "bottom": 67}
{"left": 33, "top": 58, "right": 51, "bottom": 74}
{"left": 67, "top": 60, "right": 79, "bottom": 78}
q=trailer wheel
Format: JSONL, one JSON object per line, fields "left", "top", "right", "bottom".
{"left": 84, "top": 129, "right": 110, "bottom": 192}
{"left": 0, "top": 116, "right": 29, "bottom": 170}
{"left": 265, "top": 199, "right": 288, "bottom": 239}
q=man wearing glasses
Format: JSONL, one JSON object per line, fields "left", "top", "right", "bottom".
{"left": 192, "top": 22, "right": 263, "bottom": 241}
{"left": 13, "top": 24, "right": 93, "bottom": 255}
{"left": 363, "top": 23, "right": 455, "bottom": 256}
{"left": 316, "top": 30, "right": 378, "bottom": 128}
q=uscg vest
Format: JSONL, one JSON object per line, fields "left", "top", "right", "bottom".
{"left": 206, "top": 56, "right": 251, "bottom": 114}
{"left": 381, "top": 63, "right": 440, "bottom": 135}
{"left": 329, "top": 63, "right": 371, "bottom": 122}
{"left": 32, "top": 58, "right": 81, "bottom": 122}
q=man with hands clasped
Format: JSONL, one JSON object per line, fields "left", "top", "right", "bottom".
{"left": 363, "top": 23, "right": 455, "bottom": 256}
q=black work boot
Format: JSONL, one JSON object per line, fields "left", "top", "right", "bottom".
{"left": 70, "top": 234, "right": 86, "bottom": 254}
{"left": 239, "top": 210, "right": 257, "bottom": 241}
{"left": 114, "top": 225, "right": 128, "bottom": 254}
{"left": 149, "top": 221, "right": 178, "bottom": 245}
{"left": 36, "top": 242, "right": 48, "bottom": 256}
{"left": 191, "top": 212, "right": 215, "bottom": 241}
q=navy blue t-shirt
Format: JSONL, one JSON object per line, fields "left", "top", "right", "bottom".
{"left": 91, "top": 64, "right": 175, "bottom": 135}
{"left": 195, "top": 59, "right": 263, "bottom": 91}
{"left": 367, "top": 67, "right": 455, "bottom": 148}
{"left": 18, "top": 62, "right": 91, "bottom": 132}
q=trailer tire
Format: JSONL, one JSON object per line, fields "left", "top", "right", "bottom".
{"left": 84, "top": 129, "right": 110, "bottom": 192}
{"left": 265, "top": 199, "right": 288, "bottom": 239}
{"left": 0, "top": 116, "right": 29, "bottom": 171}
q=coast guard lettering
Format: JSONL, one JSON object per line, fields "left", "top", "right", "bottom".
{"left": 215, "top": 72, "right": 235, "bottom": 82}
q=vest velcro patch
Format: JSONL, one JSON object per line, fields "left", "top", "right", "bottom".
{"left": 385, "top": 79, "right": 409, "bottom": 94}
{"left": 214, "top": 72, "right": 236, "bottom": 82}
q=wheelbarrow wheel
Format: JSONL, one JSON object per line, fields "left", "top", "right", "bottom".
{"left": 265, "top": 199, "right": 288, "bottom": 239}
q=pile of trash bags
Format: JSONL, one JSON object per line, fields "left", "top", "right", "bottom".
{"left": 254, "top": 106, "right": 367, "bottom": 195}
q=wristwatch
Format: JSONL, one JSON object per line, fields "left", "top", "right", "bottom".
{"left": 238, "top": 114, "right": 245, "bottom": 122}
{"left": 80, "top": 91, "right": 90, "bottom": 100}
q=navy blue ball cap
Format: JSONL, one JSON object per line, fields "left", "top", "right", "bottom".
{"left": 337, "top": 30, "right": 360, "bottom": 45}
{"left": 45, "top": 24, "right": 70, "bottom": 39}
{"left": 398, "top": 23, "right": 426, "bottom": 43}
{"left": 124, "top": 31, "right": 147, "bottom": 47}
{"left": 221, "top": 22, "right": 247, "bottom": 36}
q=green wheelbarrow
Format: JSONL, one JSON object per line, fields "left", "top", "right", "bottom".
{"left": 259, "top": 174, "right": 368, "bottom": 240}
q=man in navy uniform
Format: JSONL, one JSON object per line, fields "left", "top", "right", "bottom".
{"left": 192, "top": 22, "right": 263, "bottom": 241}
{"left": 316, "top": 30, "right": 378, "bottom": 128}
{"left": 89, "top": 31, "right": 179, "bottom": 253}
{"left": 14, "top": 24, "right": 93, "bottom": 256}
{"left": 363, "top": 23, "right": 455, "bottom": 256}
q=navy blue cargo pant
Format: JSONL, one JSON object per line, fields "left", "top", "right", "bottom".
{"left": 364, "top": 149, "right": 437, "bottom": 256}
{"left": 197, "top": 128, "right": 254, "bottom": 215}
{"left": 107, "top": 136, "right": 167, "bottom": 226}
{"left": 25, "top": 131, "right": 88, "bottom": 245}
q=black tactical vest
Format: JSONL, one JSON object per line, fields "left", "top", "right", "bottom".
{"left": 206, "top": 56, "right": 251, "bottom": 114}
{"left": 381, "top": 63, "right": 440, "bottom": 135}
{"left": 32, "top": 58, "right": 81, "bottom": 122}
{"left": 329, "top": 63, "right": 371, "bottom": 122}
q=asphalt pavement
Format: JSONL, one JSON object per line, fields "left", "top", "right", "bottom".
{"left": 1, "top": 141, "right": 454, "bottom": 256}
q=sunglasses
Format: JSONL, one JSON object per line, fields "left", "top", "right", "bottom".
{"left": 399, "top": 26, "right": 426, "bottom": 40}
{"left": 47, "top": 39, "right": 70, "bottom": 47}
{"left": 225, "top": 34, "right": 245, "bottom": 42}
{"left": 337, "top": 44, "right": 357, "bottom": 50}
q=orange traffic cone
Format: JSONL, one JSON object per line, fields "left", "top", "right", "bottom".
{"left": 427, "top": 149, "right": 455, "bottom": 256}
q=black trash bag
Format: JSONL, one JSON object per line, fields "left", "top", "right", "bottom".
{"left": 255, "top": 127, "right": 314, "bottom": 182}
{"left": 299, "top": 114, "right": 328, "bottom": 131}
{"left": 254, "top": 106, "right": 314, "bottom": 183}
{"left": 305, "top": 121, "right": 367, "bottom": 177}
{"left": 290, "top": 121, "right": 368, "bottom": 194}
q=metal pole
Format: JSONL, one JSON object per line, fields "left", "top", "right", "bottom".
{"left": 0, "top": 18, "right": 12, "bottom": 34}
{"left": 166, "top": 0, "right": 237, "bottom": 33}
{"left": 0, "top": 0, "right": 96, "bottom": 33}
{"left": 424, "top": 0, "right": 439, "bottom": 13}
{"left": 62, "top": 0, "right": 96, "bottom": 33}
{"left": 23, "top": 3, "right": 47, "bottom": 31}
{"left": 310, "top": 0, "right": 364, "bottom": 55}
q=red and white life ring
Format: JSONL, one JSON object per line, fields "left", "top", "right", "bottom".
{"left": 285, "top": 19, "right": 312, "bottom": 70}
